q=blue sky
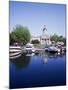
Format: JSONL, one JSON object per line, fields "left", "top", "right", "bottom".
{"left": 9, "top": 1, "right": 66, "bottom": 37}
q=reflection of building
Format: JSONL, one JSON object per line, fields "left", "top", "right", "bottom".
{"left": 30, "top": 25, "right": 51, "bottom": 45}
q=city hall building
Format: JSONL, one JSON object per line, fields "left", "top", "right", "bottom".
{"left": 30, "top": 25, "right": 51, "bottom": 46}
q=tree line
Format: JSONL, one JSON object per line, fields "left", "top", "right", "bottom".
{"left": 10, "top": 25, "right": 66, "bottom": 46}
{"left": 50, "top": 34, "right": 66, "bottom": 45}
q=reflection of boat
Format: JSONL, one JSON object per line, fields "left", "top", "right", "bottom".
{"left": 10, "top": 54, "right": 31, "bottom": 69}
{"left": 10, "top": 54, "right": 21, "bottom": 59}
{"left": 9, "top": 52, "right": 21, "bottom": 57}
{"left": 26, "top": 53, "right": 35, "bottom": 56}
{"left": 48, "top": 54, "right": 57, "bottom": 58}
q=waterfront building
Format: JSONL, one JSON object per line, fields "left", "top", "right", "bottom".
{"left": 30, "top": 25, "right": 51, "bottom": 46}
{"left": 40, "top": 25, "right": 51, "bottom": 45}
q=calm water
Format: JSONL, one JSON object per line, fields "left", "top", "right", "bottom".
{"left": 9, "top": 52, "right": 66, "bottom": 89}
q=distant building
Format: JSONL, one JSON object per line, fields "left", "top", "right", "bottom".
{"left": 30, "top": 25, "right": 51, "bottom": 46}
{"left": 40, "top": 25, "right": 51, "bottom": 45}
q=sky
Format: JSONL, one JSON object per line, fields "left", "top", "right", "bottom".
{"left": 9, "top": 1, "right": 66, "bottom": 37}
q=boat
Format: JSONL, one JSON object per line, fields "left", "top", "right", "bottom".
{"left": 56, "top": 45, "right": 66, "bottom": 54}
{"left": 48, "top": 45, "right": 59, "bottom": 53}
{"left": 9, "top": 46, "right": 22, "bottom": 53}
{"left": 25, "top": 43, "right": 35, "bottom": 53}
{"left": 9, "top": 46, "right": 22, "bottom": 57}
{"left": 9, "top": 46, "right": 22, "bottom": 52}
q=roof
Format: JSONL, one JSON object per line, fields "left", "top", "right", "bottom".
{"left": 26, "top": 43, "right": 34, "bottom": 47}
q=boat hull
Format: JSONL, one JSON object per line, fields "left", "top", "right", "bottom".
{"left": 9, "top": 46, "right": 22, "bottom": 58}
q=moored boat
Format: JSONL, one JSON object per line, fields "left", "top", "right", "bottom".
{"left": 9, "top": 45, "right": 22, "bottom": 58}
{"left": 24, "top": 43, "right": 35, "bottom": 53}
{"left": 47, "top": 45, "right": 60, "bottom": 53}
{"left": 9, "top": 46, "right": 22, "bottom": 53}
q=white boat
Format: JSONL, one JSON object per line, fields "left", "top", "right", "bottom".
{"left": 9, "top": 46, "right": 22, "bottom": 57}
{"left": 25, "top": 43, "right": 35, "bottom": 53}
{"left": 9, "top": 46, "right": 22, "bottom": 53}
{"left": 48, "top": 45, "right": 59, "bottom": 53}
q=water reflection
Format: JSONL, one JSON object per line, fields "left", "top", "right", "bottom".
{"left": 10, "top": 54, "right": 22, "bottom": 59}
{"left": 48, "top": 53, "right": 58, "bottom": 58}
{"left": 10, "top": 51, "right": 66, "bottom": 70}
{"left": 10, "top": 54, "right": 31, "bottom": 69}
{"left": 42, "top": 55, "right": 48, "bottom": 64}
{"left": 34, "top": 51, "right": 66, "bottom": 64}
{"left": 10, "top": 51, "right": 66, "bottom": 89}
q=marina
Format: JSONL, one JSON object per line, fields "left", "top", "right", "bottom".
{"left": 9, "top": 44, "right": 66, "bottom": 56}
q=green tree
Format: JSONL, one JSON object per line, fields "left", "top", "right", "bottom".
{"left": 50, "top": 34, "right": 59, "bottom": 42}
{"left": 63, "top": 37, "right": 66, "bottom": 46}
{"left": 58, "top": 36, "right": 63, "bottom": 42}
{"left": 50, "top": 34, "right": 66, "bottom": 46}
{"left": 10, "top": 25, "right": 31, "bottom": 45}
{"left": 31, "top": 39, "right": 40, "bottom": 44}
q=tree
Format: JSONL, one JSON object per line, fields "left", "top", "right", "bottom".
{"left": 50, "top": 34, "right": 66, "bottom": 46}
{"left": 63, "top": 37, "right": 66, "bottom": 46}
{"left": 10, "top": 25, "right": 31, "bottom": 45}
{"left": 58, "top": 36, "right": 63, "bottom": 42}
{"left": 50, "top": 34, "right": 59, "bottom": 43}
{"left": 31, "top": 39, "right": 40, "bottom": 44}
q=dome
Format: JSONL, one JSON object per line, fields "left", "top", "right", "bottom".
{"left": 41, "top": 25, "right": 51, "bottom": 45}
{"left": 41, "top": 29, "right": 50, "bottom": 39}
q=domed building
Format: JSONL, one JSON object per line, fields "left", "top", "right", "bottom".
{"left": 40, "top": 25, "right": 51, "bottom": 46}
{"left": 30, "top": 25, "right": 51, "bottom": 46}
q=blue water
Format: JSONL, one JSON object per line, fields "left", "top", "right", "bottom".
{"left": 10, "top": 53, "right": 66, "bottom": 89}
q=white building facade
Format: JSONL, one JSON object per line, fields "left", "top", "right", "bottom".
{"left": 30, "top": 25, "right": 51, "bottom": 46}
{"left": 40, "top": 25, "right": 51, "bottom": 45}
